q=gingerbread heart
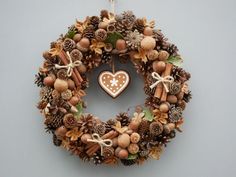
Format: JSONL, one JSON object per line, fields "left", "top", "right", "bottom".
{"left": 98, "top": 70, "right": 130, "bottom": 98}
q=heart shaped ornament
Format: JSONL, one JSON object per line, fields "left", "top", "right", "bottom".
{"left": 98, "top": 71, "right": 130, "bottom": 98}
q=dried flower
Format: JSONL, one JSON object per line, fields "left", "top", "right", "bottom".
{"left": 124, "top": 30, "right": 143, "bottom": 50}
{"left": 134, "top": 48, "right": 148, "bottom": 63}
{"left": 90, "top": 39, "right": 105, "bottom": 55}
{"left": 112, "top": 121, "right": 128, "bottom": 134}
{"left": 57, "top": 69, "right": 68, "bottom": 80}
{"left": 66, "top": 127, "right": 83, "bottom": 141}
{"left": 63, "top": 113, "right": 77, "bottom": 129}
{"left": 49, "top": 42, "right": 62, "bottom": 57}
{"left": 149, "top": 146, "right": 163, "bottom": 160}
{"left": 61, "top": 89, "right": 72, "bottom": 100}
{"left": 75, "top": 17, "right": 89, "bottom": 33}
{"left": 153, "top": 109, "right": 168, "bottom": 125}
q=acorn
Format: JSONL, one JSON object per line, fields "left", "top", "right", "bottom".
{"left": 118, "top": 133, "right": 130, "bottom": 148}
{"left": 43, "top": 76, "right": 55, "bottom": 87}
{"left": 81, "top": 133, "right": 92, "bottom": 144}
{"left": 55, "top": 126, "right": 68, "bottom": 140}
{"left": 112, "top": 137, "right": 118, "bottom": 147}
{"left": 152, "top": 61, "right": 166, "bottom": 74}
{"left": 143, "top": 27, "right": 153, "bottom": 36}
{"left": 159, "top": 102, "right": 170, "bottom": 113}
{"left": 158, "top": 50, "right": 170, "bottom": 61}
{"left": 128, "top": 143, "right": 139, "bottom": 154}
{"left": 163, "top": 123, "right": 175, "bottom": 134}
{"left": 67, "top": 79, "right": 75, "bottom": 90}
{"left": 167, "top": 95, "right": 178, "bottom": 104}
{"left": 141, "top": 36, "right": 156, "bottom": 51}
{"left": 73, "top": 33, "right": 82, "bottom": 43}
{"left": 128, "top": 120, "right": 140, "bottom": 131}
{"left": 147, "top": 50, "right": 159, "bottom": 60}
{"left": 117, "top": 149, "right": 129, "bottom": 159}
{"left": 76, "top": 37, "right": 90, "bottom": 52}
{"left": 69, "top": 96, "right": 80, "bottom": 106}
{"left": 54, "top": 79, "right": 68, "bottom": 93}
{"left": 77, "top": 64, "right": 87, "bottom": 74}
{"left": 116, "top": 39, "right": 126, "bottom": 51}
{"left": 130, "top": 133, "right": 140, "bottom": 143}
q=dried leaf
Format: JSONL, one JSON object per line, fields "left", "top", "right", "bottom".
{"left": 128, "top": 154, "right": 138, "bottom": 160}
{"left": 105, "top": 32, "right": 123, "bottom": 48}
{"left": 167, "top": 56, "right": 183, "bottom": 67}
{"left": 143, "top": 108, "right": 154, "bottom": 122}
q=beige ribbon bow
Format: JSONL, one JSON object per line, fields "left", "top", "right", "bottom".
{"left": 87, "top": 133, "right": 113, "bottom": 155}
{"left": 150, "top": 72, "right": 174, "bottom": 92}
{"left": 55, "top": 51, "right": 82, "bottom": 77}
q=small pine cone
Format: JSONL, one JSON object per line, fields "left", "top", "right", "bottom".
{"left": 93, "top": 123, "right": 106, "bottom": 136}
{"left": 92, "top": 153, "right": 105, "bottom": 165}
{"left": 103, "top": 147, "right": 114, "bottom": 159}
{"left": 138, "top": 120, "right": 150, "bottom": 135}
{"left": 82, "top": 25, "right": 95, "bottom": 40}
{"left": 70, "top": 49, "right": 83, "bottom": 61}
{"left": 105, "top": 119, "right": 116, "bottom": 132}
{"left": 35, "top": 72, "right": 46, "bottom": 87}
{"left": 78, "top": 114, "right": 94, "bottom": 133}
{"left": 169, "top": 107, "right": 182, "bottom": 122}
{"left": 100, "top": 10, "right": 109, "bottom": 19}
{"left": 139, "top": 149, "right": 149, "bottom": 157}
{"left": 165, "top": 43, "right": 178, "bottom": 56}
{"left": 116, "top": 112, "right": 130, "bottom": 126}
{"left": 63, "top": 113, "right": 77, "bottom": 129}
{"left": 144, "top": 85, "right": 155, "bottom": 96}
{"left": 40, "top": 86, "right": 53, "bottom": 103}
{"left": 120, "top": 159, "right": 136, "bottom": 166}
{"left": 95, "top": 29, "right": 107, "bottom": 41}
{"left": 183, "top": 91, "right": 192, "bottom": 103}
{"left": 169, "top": 82, "right": 181, "bottom": 95}
{"left": 63, "top": 38, "right": 76, "bottom": 52}
{"left": 153, "top": 29, "right": 168, "bottom": 50}
{"left": 133, "top": 18, "right": 146, "bottom": 33}
{"left": 121, "top": 11, "right": 136, "bottom": 30}
{"left": 88, "top": 16, "right": 100, "bottom": 29}
{"left": 172, "top": 66, "right": 191, "bottom": 83}
{"left": 45, "top": 114, "right": 64, "bottom": 130}
{"left": 37, "top": 100, "right": 48, "bottom": 109}
{"left": 53, "top": 134, "right": 62, "bottom": 146}
{"left": 57, "top": 69, "right": 68, "bottom": 80}
{"left": 149, "top": 122, "right": 163, "bottom": 136}
{"left": 145, "top": 96, "right": 160, "bottom": 109}
{"left": 101, "top": 51, "right": 112, "bottom": 64}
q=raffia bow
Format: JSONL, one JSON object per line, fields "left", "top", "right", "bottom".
{"left": 87, "top": 133, "right": 113, "bottom": 155}
{"left": 55, "top": 51, "right": 82, "bottom": 77}
{"left": 150, "top": 72, "right": 174, "bottom": 92}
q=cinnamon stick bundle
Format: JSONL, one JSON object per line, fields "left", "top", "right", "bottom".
{"left": 160, "top": 63, "right": 173, "bottom": 101}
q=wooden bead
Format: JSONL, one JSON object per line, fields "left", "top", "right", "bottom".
{"left": 112, "top": 137, "right": 118, "bottom": 147}
{"left": 69, "top": 96, "right": 80, "bottom": 106}
{"left": 159, "top": 50, "right": 170, "bottom": 61}
{"left": 43, "top": 76, "right": 55, "bottom": 87}
{"left": 73, "top": 33, "right": 82, "bottom": 43}
{"left": 67, "top": 79, "right": 75, "bottom": 90}
{"left": 54, "top": 79, "right": 68, "bottom": 93}
{"left": 77, "top": 64, "right": 87, "bottom": 74}
{"left": 81, "top": 134, "right": 92, "bottom": 144}
{"left": 143, "top": 27, "right": 153, "bottom": 36}
{"left": 118, "top": 133, "right": 130, "bottom": 148}
{"left": 55, "top": 126, "right": 67, "bottom": 140}
{"left": 159, "top": 103, "right": 170, "bottom": 113}
{"left": 117, "top": 149, "right": 129, "bottom": 159}
{"left": 116, "top": 39, "right": 126, "bottom": 51}
{"left": 167, "top": 95, "right": 178, "bottom": 104}
{"left": 152, "top": 61, "right": 166, "bottom": 73}
{"left": 77, "top": 38, "right": 90, "bottom": 52}
{"left": 141, "top": 36, "right": 156, "bottom": 51}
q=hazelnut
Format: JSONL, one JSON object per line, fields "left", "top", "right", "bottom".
{"left": 158, "top": 50, "right": 170, "bottom": 61}
{"left": 167, "top": 95, "right": 178, "bottom": 104}
{"left": 130, "top": 133, "right": 140, "bottom": 143}
{"left": 54, "top": 79, "right": 68, "bottom": 92}
{"left": 147, "top": 50, "right": 159, "bottom": 60}
{"left": 76, "top": 38, "right": 90, "bottom": 52}
{"left": 116, "top": 39, "right": 126, "bottom": 51}
{"left": 143, "top": 27, "right": 153, "bottom": 36}
{"left": 118, "top": 133, "right": 130, "bottom": 148}
{"left": 77, "top": 64, "right": 87, "bottom": 74}
{"left": 152, "top": 61, "right": 166, "bottom": 73}
{"left": 128, "top": 143, "right": 139, "bottom": 154}
{"left": 81, "top": 134, "right": 92, "bottom": 144}
{"left": 141, "top": 36, "right": 156, "bottom": 51}
{"left": 73, "top": 33, "right": 82, "bottom": 43}
{"left": 159, "top": 102, "right": 170, "bottom": 113}
{"left": 67, "top": 79, "right": 75, "bottom": 90}
{"left": 43, "top": 76, "right": 55, "bottom": 87}
{"left": 55, "top": 126, "right": 67, "bottom": 140}
{"left": 129, "top": 121, "right": 140, "bottom": 131}
{"left": 69, "top": 96, "right": 80, "bottom": 106}
{"left": 117, "top": 149, "right": 129, "bottom": 159}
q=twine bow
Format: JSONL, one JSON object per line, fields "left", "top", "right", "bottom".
{"left": 55, "top": 51, "right": 82, "bottom": 77}
{"left": 150, "top": 72, "right": 174, "bottom": 92}
{"left": 87, "top": 133, "right": 113, "bottom": 155}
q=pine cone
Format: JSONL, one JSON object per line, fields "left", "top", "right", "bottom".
{"left": 153, "top": 29, "right": 168, "bottom": 51}
{"left": 88, "top": 16, "right": 100, "bottom": 29}
{"left": 103, "top": 147, "right": 114, "bottom": 159}
{"left": 35, "top": 72, "right": 46, "bottom": 87}
{"left": 115, "top": 11, "right": 136, "bottom": 35}
{"left": 70, "top": 49, "right": 83, "bottom": 61}
{"left": 145, "top": 96, "right": 160, "bottom": 109}
{"left": 40, "top": 86, "right": 53, "bottom": 103}
{"left": 82, "top": 25, "right": 95, "bottom": 40}
{"left": 63, "top": 38, "right": 76, "bottom": 52}
{"left": 120, "top": 159, "right": 136, "bottom": 166}
{"left": 92, "top": 153, "right": 104, "bottom": 165}
{"left": 78, "top": 114, "right": 94, "bottom": 133}
{"left": 44, "top": 114, "right": 64, "bottom": 130}
{"left": 133, "top": 18, "right": 146, "bottom": 33}
{"left": 56, "top": 69, "right": 68, "bottom": 80}
{"left": 169, "top": 82, "right": 181, "bottom": 95}
{"left": 165, "top": 43, "right": 178, "bottom": 56}
{"left": 101, "top": 51, "right": 112, "bottom": 64}
{"left": 53, "top": 134, "right": 62, "bottom": 146}
{"left": 169, "top": 107, "right": 182, "bottom": 123}
{"left": 138, "top": 120, "right": 150, "bottom": 135}
{"left": 116, "top": 112, "right": 130, "bottom": 126}
{"left": 105, "top": 119, "right": 116, "bottom": 132}
{"left": 183, "top": 91, "right": 192, "bottom": 103}
{"left": 172, "top": 66, "right": 191, "bottom": 83}
{"left": 93, "top": 123, "right": 106, "bottom": 136}
{"left": 100, "top": 10, "right": 109, "bottom": 19}
{"left": 149, "top": 121, "right": 163, "bottom": 136}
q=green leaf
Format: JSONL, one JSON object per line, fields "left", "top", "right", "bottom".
{"left": 66, "top": 30, "right": 76, "bottom": 39}
{"left": 167, "top": 56, "right": 183, "bottom": 67}
{"left": 128, "top": 154, "right": 138, "bottom": 160}
{"left": 105, "top": 32, "right": 123, "bottom": 48}
{"left": 143, "top": 108, "right": 154, "bottom": 122}
{"left": 75, "top": 103, "right": 83, "bottom": 119}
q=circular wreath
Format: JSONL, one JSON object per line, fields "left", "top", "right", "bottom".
{"left": 35, "top": 10, "right": 192, "bottom": 166}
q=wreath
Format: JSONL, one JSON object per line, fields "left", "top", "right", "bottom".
{"left": 35, "top": 10, "right": 192, "bottom": 166}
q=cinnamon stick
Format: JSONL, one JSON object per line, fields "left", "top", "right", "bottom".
{"left": 154, "top": 82, "right": 163, "bottom": 98}
{"left": 160, "top": 63, "right": 173, "bottom": 102}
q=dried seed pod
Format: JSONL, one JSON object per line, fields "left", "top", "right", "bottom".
{"left": 130, "top": 132, "right": 140, "bottom": 143}
{"left": 107, "top": 23, "right": 116, "bottom": 33}
{"left": 63, "top": 113, "right": 77, "bottom": 129}
{"left": 51, "top": 89, "right": 60, "bottom": 99}
{"left": 95, "top": 29, "right": 107, "bottom": 41}
{"left": 159, "top": 102, "right": 170, "bottom": 113}
{"left": 128, "top": 143, "right": 139, "bottom": 154}
{"left": 167, "top": 95, "right": 178, "bottom": 104}
{"left": 116, "top": 39, "right": 126, "bottom": 51}
{"left": 152, "top": 61, "right": 166, "bottom": 73}
{"left": 69, "top": 96, "right": 80, "bottom": 106}
{"left": 73, "top": 33, "right": 82, "bottom": 42}
{"left": 67, "top": 79, "right": 75, "bottom": 90}
{"left": 169, "top": 107, "right": 182, "bottom": 122}
{"left": 149, "top": 121, "right": 163, "bottom": 136}
{"left": 76, "top": 37, "right": 90, "bottom": 52}
{"left": 54, "top": 79, "right": 68, "bottom": 93}
{"left": 43, "top": 76, "right": 55, "bottom": 87}
{"left": 158, "top": 50, "right": 169, "bottom": 61}
{"left": 61, "top": 89, "right": 72, "bottom": 100}
{"left": 143, "top": 26, "right": 153, "bottom": 36}
{"left": 57, "top": 69, "right": 68, "bottom": 80}
{"left": 163, "top": 123, "right": 175, "bottom": 134}
{"left": 117, "top": 149, "right": 129, "bottom": 159}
